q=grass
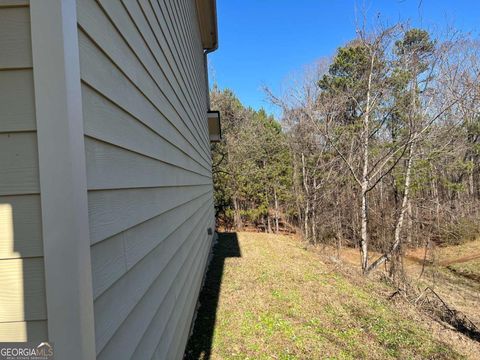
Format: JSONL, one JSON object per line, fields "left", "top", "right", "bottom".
{"left": 434, "top": 238, "right": 480, "bottom": 265}
{"left": 185, "top": 232, "right": 467, "bottom": 359}
{"left": 448, "top": 259, "right": 480, "bottom": 282}
{"left": 413, "top": 239, "right": 480, "bottom": 328}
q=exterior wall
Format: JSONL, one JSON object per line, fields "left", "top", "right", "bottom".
{"left": 0, "top": 1, "right": 48, "bottom": 342}
{"left": 0, "top": 0, "right": 214, "bottom": 356}
{"left": 76, "top": 0, "right": 215, "bottom": 358}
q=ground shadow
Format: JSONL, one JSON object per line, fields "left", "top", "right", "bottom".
{"left": 184, "top": 232, "right": 241, "bottom": 360}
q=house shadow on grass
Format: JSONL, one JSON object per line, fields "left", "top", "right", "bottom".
{"left": 184, "top": 232, "right": 241, "bottom": 360}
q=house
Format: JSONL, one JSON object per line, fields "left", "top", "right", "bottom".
{"left": 0, "top": 0, "right": 219, "bottom": 359}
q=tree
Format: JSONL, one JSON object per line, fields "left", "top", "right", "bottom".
{"left": 267, "top": 25, "right": 480, "bottom": 276}
{"left": 210, "top": 86, "right": 293, "bottom": 233}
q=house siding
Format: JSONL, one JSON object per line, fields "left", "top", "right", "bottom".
{"left": 0, "top": 1, "right": 48, "bottom": 342}
{"left": 77, "top": 1, "right": 215, "bottom": 358}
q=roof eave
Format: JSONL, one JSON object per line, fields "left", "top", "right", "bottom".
{"left": 196, "top": 0, "right": 218, "bottom": 51}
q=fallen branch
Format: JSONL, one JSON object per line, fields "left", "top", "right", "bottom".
{"left": 422, "top": 287, "right": 480, "bottom": 342}
{"left": 388, "top": 285, "right": 480, "bottom": 343}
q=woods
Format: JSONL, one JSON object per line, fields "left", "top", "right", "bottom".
{"left": 212, "top": 25, "right": 480, "bottom": 276}
{"left": 211, "top": 87, "right": 293, "bottom": 232}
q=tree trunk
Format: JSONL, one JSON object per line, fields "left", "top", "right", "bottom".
{"left": 366, "top": 141, "right": 415, "bottom": 274}
{"left": 360, "top": 54, "right": 375, "bottom": 273}
{"left": 292, "top": 153, "right": 304, "bottom": 233}
{"left": 360, "top": 182, "right": 369, "bottom": 272}
{"left": 274, "top": 187, "right": 279, "bottom": 233}
{"left": 469, "top": 156, "right": 475, "bottom": 196}
{"left": 301, "top": 152, "right": 310, "bottom": 240}
{"left": 233, "top": 196, "right": 243, "bottom": 231}
{"left": 304, "top": 200, "right": 309, "bottom": 240}
{"left": 311, "top": 177, "right": 317, "bottom": 244}
{"left": 406, "top": 199, "right": 412, "bottom": 245}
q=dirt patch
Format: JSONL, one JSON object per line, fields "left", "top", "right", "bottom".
{"left": 441, "top": 253, "right": 480, "bottom": 266}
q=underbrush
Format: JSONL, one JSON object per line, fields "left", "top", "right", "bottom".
{"left": 439, "top": 218, "right": 480, "bottom": 246}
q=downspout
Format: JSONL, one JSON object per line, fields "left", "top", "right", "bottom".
{"left": 204, "top": 47, "right": 217, "bottom": 111}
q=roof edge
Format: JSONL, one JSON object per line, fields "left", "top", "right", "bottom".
{"left": 196, "top": 0, "right": 218, "bottom": 51}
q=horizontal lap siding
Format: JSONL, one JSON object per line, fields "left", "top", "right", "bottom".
{"left": 0, "top": 69, "right": 36, "bottom": 132}
{"left": 0, "top": 2, "right": 48, "bottom": 342}
{"left": 0, "top": 5, "right": 31, "bottom": 68}
{"left": 77, "top": 0, "right": 214, "bottom": 358}
{"left": 0, "top": 320, "right": 47, "bottom": 342}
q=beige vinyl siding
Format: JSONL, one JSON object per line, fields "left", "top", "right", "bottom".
{"left": 0, "top": 2, "right": 48, "bottom": 342}
{"left": 0, "top": 69, "right": 36, "bottom": 132}
{"left": 77, "top": 0, "right": 214, "bottom": 358}
{"left": 0, "top": 320, "right": 47, "bottom": 342}
{"left": 0, "top": 4, "right": 31, "bottom": 68}
{"left": 0, "top": 195, "right": 42, "bottom": 259}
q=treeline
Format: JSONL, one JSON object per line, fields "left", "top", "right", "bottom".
{"left": 212, "top": 25, "right": 480, "bottom": 274}
{"left": 211, "top": 86, "right": 293, "bottom": 232}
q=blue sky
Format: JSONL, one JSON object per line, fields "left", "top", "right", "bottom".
{"left": 209, "top": 0, "right": 480, "bottom": 115}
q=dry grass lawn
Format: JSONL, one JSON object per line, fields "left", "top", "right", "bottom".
{"left": 185, "top": 232, "right": 477, "bottom": 359}
{"left": 448, "top": 259, "right": 480, "bottom": 282}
